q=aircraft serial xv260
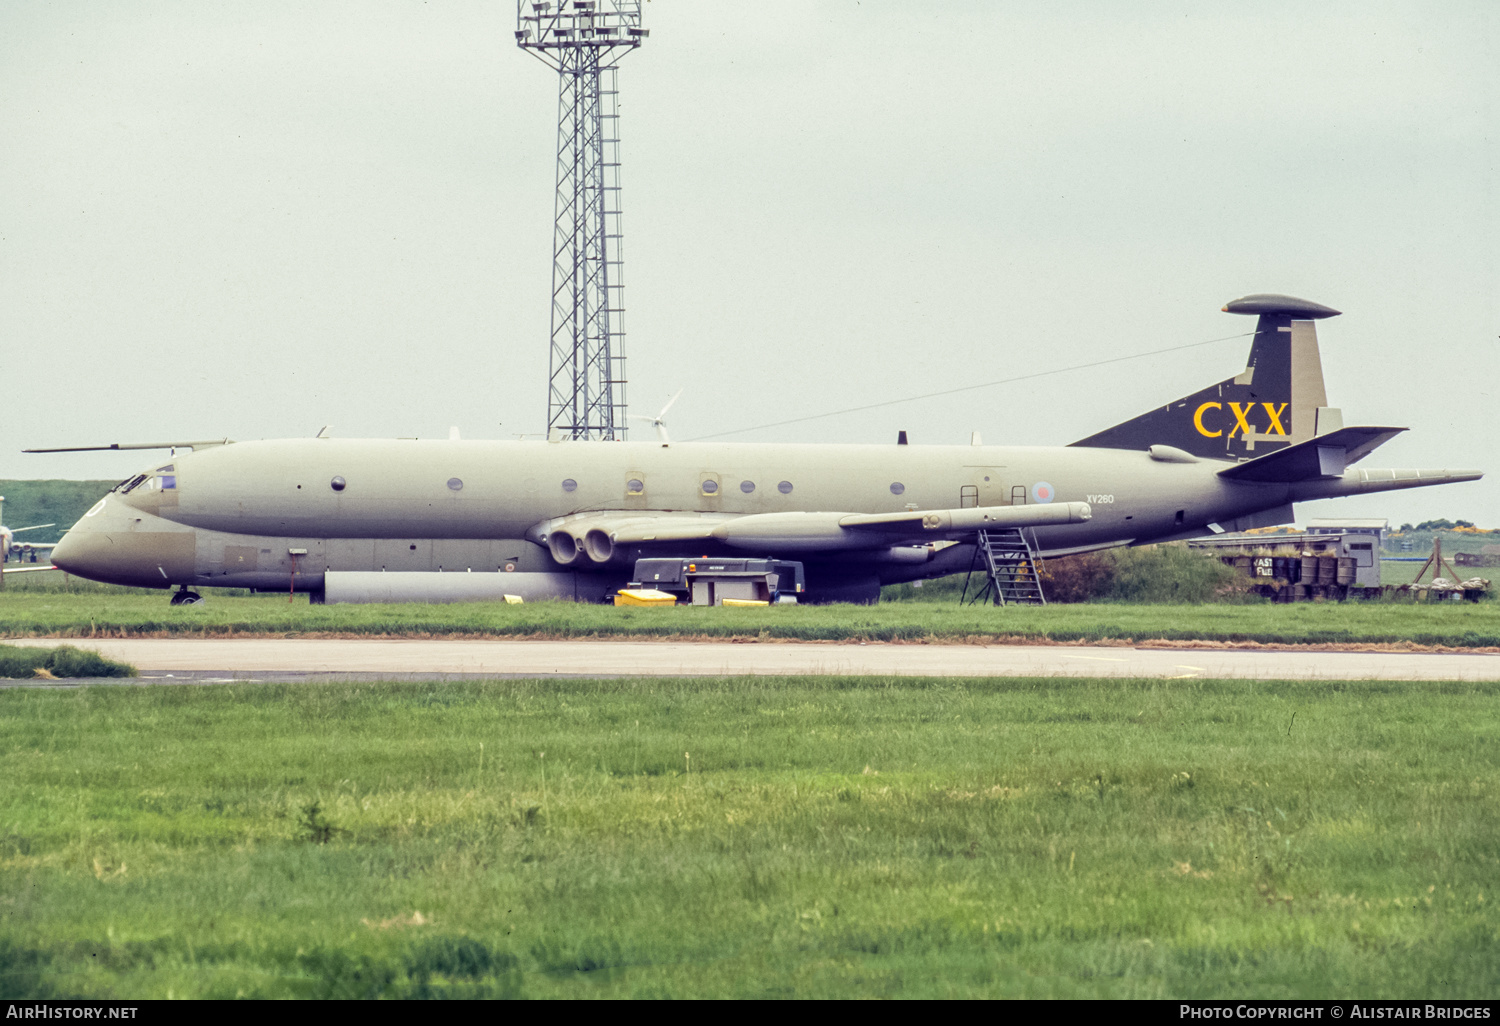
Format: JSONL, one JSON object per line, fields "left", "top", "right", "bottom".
{"left": 29, "top": 295, "right": 1482, "bottom": 604}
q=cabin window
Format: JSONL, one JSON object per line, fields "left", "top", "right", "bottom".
{"left": 740, "top": 480, "right": 755, "bottom": 494}
{"left": 330, "top": 476, "right": 347, "bottom": 492}
{"left": 890, "top": 482, "right": 906, "bottom": 495}
{"left": 561, "top": 478, "right": 578, "bottom": 493}
{"left": 447, "top": 478, "right": 464, "bottom": 491}
{"left": 778, "top": 481, "right": 793, "bottom": 494}
{"left": 701, "top": 479, "right": 720, "bottom": 495}
{"left": 626, "top": 478, "right": 645, "bottom": 495}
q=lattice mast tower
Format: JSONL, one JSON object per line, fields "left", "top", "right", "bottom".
{"left": 516, "top": 0, "right": 647, "bottom": 440}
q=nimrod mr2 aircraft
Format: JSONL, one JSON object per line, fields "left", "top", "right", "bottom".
{"left": 29, "top": 295, "right": 1481, "bottom": 604}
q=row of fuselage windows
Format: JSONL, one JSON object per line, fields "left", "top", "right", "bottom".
{"left": 321, "top": 477, "right": 909, "bottom": 496}
{"left": 621, "top": 478, "right": 797, "bottom": 496}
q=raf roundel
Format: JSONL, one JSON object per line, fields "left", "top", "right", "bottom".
{"left": 1032, "top": 481, "right": 1055, "bottom": 504}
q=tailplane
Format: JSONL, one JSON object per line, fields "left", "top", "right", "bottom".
{"left": 1070, "top": 293, "right": 1341, "bottom": 461}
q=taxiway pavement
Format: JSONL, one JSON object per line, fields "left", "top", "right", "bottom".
{"left": 5, "top": 637, "right": 1499, "bottom": 683}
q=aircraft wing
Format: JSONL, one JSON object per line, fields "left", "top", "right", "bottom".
{"left": 531, "top": 501, "right": 1092, "bottom": 560}
{"left": 22, "top": 439, "right": 234, "bottom": 453}
{"left": 1217, "top": 426, "right": 1406, "bottom": 482}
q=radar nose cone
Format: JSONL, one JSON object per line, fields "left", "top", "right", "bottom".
{"left": 49, "top": 518, "right": 116, "bottom": 578}
{"left": 48, "top": 531, "right": 80, "bottom": 572}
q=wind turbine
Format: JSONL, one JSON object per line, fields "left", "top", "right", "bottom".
{"left": 630, "top": 390, "right": 683, "bottom": 444}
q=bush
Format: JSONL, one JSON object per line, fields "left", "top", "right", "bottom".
{"left": 885, "top": 544, "right": 1250, "bottom": 605}
{"left": 1037, "top": 551, "right": 1115, "bottom": 602}
{"left": 1036, "top": 544, "right": 1250, "bottom": 604}
{"left": 1102, "top": 544, "right": 1246, "bottom": 604}
{"left": 0, "top": 644, "right": 135, "bottom": 679}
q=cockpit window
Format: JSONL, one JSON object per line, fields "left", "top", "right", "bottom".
{"left": 157, "top": 464, "right": 174, "bottom": 473}
{"left": 117, "top": 474, "right": 149, "bottom": 495}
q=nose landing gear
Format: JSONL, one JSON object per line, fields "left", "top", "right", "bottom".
{"left": 170, "top": 588, "right": 203, "bottom": 606}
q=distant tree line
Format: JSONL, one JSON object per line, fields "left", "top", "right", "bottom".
{"left": 1395, "top": 519, "right": 1479, "bottom": 532}
{"left": 1, "top": 480, "right": 119, "bottom": 544}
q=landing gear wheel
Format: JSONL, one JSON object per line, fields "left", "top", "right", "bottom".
{"left": 170, "top": 589, "right": 203, "bottom": 606}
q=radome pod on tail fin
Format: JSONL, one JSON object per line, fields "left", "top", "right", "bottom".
{"left": 1070, "top": 294, "right": 1341, "bottom": 461}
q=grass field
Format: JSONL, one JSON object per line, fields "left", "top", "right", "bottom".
{"left": 2, "top": 590, "right": 1498, "bottom": 648}
{"left": 1, "top": 675, "right": 1495, "bottom": 998}
{"left": 0, "top": 643, "right": 134, "bottom": 679}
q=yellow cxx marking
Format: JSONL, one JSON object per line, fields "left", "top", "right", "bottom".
{"left": 1193, "top": 399, "right": 1290, "bottom": 439}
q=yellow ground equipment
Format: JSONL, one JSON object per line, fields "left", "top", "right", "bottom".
{"left": 614, "top": 588, "right": 680, "bottom": 607}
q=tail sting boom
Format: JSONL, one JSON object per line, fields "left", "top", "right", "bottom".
{"left": 1071, "top": 293, "right": 1341, "bottom": 461}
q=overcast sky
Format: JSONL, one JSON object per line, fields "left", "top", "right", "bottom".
{"left": 2, "top": 1, "right": 1495, "bottom": 526}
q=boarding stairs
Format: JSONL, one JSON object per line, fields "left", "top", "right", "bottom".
{"left": 962, "top": 528, "right": 1046, "bottom": 606}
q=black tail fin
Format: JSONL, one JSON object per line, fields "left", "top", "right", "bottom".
{"left": 1070, "top": 294, "right": 1342, "bottom": 461}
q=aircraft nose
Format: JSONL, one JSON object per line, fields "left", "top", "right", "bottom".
{"left": 49, "top": 529, "right": 101, "bottom": 574}
{"left": 47, "top": 505, "right": 196, "bottom": 586}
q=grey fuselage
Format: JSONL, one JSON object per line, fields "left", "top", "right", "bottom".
{"left": 49, "top": 436, "right": 1467, "bottom": 602}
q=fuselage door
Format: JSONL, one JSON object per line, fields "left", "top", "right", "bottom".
{"left": 968, "top": 468, "right": 1008, "bottom": 507}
